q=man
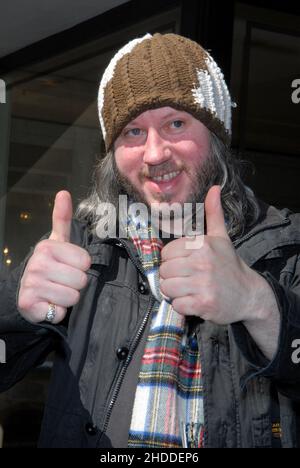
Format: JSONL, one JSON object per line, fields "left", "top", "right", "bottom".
{"left": 1, "top": 33, "right": 300, "bottom": 448}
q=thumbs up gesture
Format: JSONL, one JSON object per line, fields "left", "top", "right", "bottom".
{"left": 159, "top": 185, "right": 266, "bottom": 325}
{"left": 18, "top": 191, "right": 91, "bottom": 324}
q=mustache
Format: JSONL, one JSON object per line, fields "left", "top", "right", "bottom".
{"left": 113, "top": 149, "right": 217, "bottom": 205}
{"left": 140, "top": 161, "right": 186, "bottom": 179}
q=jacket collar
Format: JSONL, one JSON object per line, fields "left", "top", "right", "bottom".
{"left": 234, "top": 201, "right": 300, "bottom": 267}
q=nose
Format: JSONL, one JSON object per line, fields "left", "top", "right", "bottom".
{"left": 143, "top": 127, "right": 171, "bottom": 166}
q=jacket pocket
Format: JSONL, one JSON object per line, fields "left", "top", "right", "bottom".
{"left": 251, "top": 415, "right": 272, "bottom": 448}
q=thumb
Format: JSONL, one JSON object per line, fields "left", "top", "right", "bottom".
{"left": 205, "top": 185, "right": 228, "bottom": 238}
{"left": 49, "top": 191, "right": 73, "bottom": 242}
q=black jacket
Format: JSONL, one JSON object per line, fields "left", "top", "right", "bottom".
{"left": 0, "top": 202, "right": 300, "bottom": 447}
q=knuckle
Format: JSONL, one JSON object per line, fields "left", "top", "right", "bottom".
{"left": 28, "top": 256, "right": 43, "bottom": 274}
{"left": 22, "top": 276, "right": 38, "bottom": 290}
{"left": 172, "top": 298, "right": 183, "bottom": 314}
{"left": 35, "top": 239, "right": 51, "bottom": 255}
{"left": 53, "top": 307, "right": 67, "bottom": 323}
{"left": 160, "top": 279, "right": 169, "bottom": 297}
{"left": 25, "top": 261, "right": 37, "bottom": 277}
{"left": 18, "top": 291, "right": 34, "bottom": 311}
{"left": 70, "top": 289, "right": 80, "bottom": 305}
{"left": 79, "top": 272, "right": 88, "bottom": 289}
{"left": 160, "top": 246, "right": 168, "bottom": 262}
{"left": 159, "top": 264, "right": 167, "bottom": 279}
{"left": 81, "top": 251, "right": 92, "bottom": 271}
{"left": 27, "top": 254, "right": 49, "bottom": 276}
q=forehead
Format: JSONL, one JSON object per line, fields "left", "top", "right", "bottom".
{"left": 126, "top": 106, "right": 195, "bottom": 126}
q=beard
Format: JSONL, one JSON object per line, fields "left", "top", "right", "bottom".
{"left": 111, "top": 151, "right": 220, "bottom": 241}
{"left": 113, "top": 149, "right": 218, "bottom": 207}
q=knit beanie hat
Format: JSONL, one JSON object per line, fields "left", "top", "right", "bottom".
{"left": 98, "top": 33, "right": 235, "bottom": 151}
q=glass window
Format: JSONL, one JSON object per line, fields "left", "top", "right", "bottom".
{"left": 0, "top": 7, "right": 181, "bottom": 447}
{"left": 0, "top": 8, "right": 181, "bottom": 279}
{"left": 231, "top": 4, "right": 300, "bottom": 210}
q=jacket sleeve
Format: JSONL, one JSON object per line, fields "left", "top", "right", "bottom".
{"left": 0, "top": 258, "right": 58, "bottom": 392}
{"left": 0, "top": 219, "right": 87, "bottom": 392}
{"left": 231, "top": 251, "right": 300, "bottom": 399}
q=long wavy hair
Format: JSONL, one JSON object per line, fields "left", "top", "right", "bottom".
{"left": 76, "top": 132, "right": 260, "bottom": 240}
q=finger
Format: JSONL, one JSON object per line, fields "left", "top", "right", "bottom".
{"left": 160, "top": 277, "right": 195, "bottom": 299}
{"left": 172, "top": 295, "right": 203, "bottom": 317}
{"left": 161, "top": 237, "right": 192, "bottom": 262}
{"left": 36, "top": 281, "right": 81, "bottom": 308}
{"left": 50, "top": 191, "right": 73, "bottom": 242}
{"left": 159, "top": 257, "right": 193, "bottom": 280}
{"left": 29, "top": 302, "right": 68, "bottom": 325}
{"left": 47, "top": 263, "right": 88, "bottom": 291}
{"left": 36, "top": 240, "right": 91, "bottom": 271}
{"left": 205, "top": 185, "right": 228, "bottom": 238}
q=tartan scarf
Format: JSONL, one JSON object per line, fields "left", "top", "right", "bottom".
{"left": 125, "top": 209, "right": 204, "bottom": 448}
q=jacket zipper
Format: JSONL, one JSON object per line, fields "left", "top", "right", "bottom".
{"left": 98, "top": 237, "right": 155, "bottom": 441}
{"left": 197, "top": 325, "right": 209, "bottom": 448}
{"left": 105, "top": 237, "right": 146, "bottom": 278}
{"left": 100, "top": 296, "right": 155, "bottom": 438}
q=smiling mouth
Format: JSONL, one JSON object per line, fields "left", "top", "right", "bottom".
{"left": 149, "top": 170, "right": 181, "bottom": 183}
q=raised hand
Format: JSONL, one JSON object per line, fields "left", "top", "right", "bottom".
{"left": 18, "top": 191, "right": 91, "bottom": 324}
{"left": 159, "top": 185, "right": 267, "bottom": 325}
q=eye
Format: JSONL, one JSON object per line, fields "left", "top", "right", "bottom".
{"left": 170, "top": 120, "right": 184, "bottom": 129}
{"left": 124, "top": 127, "right": 142, "bottom": 137}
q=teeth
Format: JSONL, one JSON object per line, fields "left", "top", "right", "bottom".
{"left": 152, "top": 171, "right": 180, "bottom": 182}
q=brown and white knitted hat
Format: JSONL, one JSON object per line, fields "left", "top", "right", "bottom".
{"left": 98, "top": 33, "right": 235, "bottom": 151}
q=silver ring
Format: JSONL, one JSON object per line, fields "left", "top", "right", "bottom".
{"left": 46, "top": 303, "right": 56, "bottom": 322}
